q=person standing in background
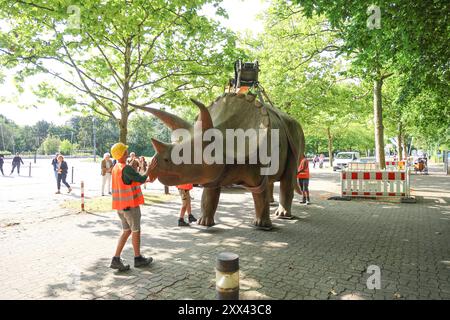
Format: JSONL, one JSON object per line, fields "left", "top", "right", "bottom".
{"left": 319, "top": 153, "right": 324, "bottom": 169}
{"left": 55, "top": 155, "right": 72, "bottom": 194}
{"left": 138, "top": 156, "right": 148, "bottom": 190}
{"left": 0, "top": 154, "right": 4, "bottom": 176}
{"left": 10, "top": 152, "right": 24, "bottom": 175}
{"left": 101, "top": 152, "right": 113, "bottom": 196}
{"left": 127, "top": 152, "right": 139, "bottom": 172}
{"left": 51, "top": 153, "right": 60, "bottom": 181}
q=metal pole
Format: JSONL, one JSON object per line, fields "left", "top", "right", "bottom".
{"left": 164, "top": 185, "right": 169, "bottom": 194}
{"left": 34, "top": 150, "right": 37, "bottom": 164}
{"left": 216, "top": 252, "right": 239, "bottom": 300}
{"left": 29, "top": 162, "right": 31, "bottom": 177}
{"left": 71, "top": 166, "right": 74, "bottom": 184}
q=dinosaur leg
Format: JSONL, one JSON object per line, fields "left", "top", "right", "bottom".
{"left": 275, "top": 159, "right": 296, "bottom": 219}
{"left": 269, "top": 182, "right": 275, "bottom": 203}
{"left": 251, "top": 187, "right": 272, "bottom": 230}
{"left": 198, "top": 187, "right": 221, "bottom": 227}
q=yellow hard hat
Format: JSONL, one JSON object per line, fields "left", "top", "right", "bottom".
{"left": 111, "top": 142, "right": 128, "bottom": 160}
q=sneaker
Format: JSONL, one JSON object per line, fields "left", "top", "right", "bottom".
{"left": 188, "top": 214, "right": 197, "bottom": 223}
{"left": 110, "top": 257, "right": 130, "bottom": 272}
{"left": 68, "top": 187, "right": 72, "bottom": 193}
{"left": 55, "top": 190, "right": 61, "bottom": 194}
{"left": 305, "top": 200, "right": 311, "bottom": 205}
{"left": 178, "top": 219, "right": 190, "bottom": 227}
{"left": 300, "top": 198, "right": 306, "bottom": 204}
{"left": 134, "top": 255, "right": 153, "bottom": 268}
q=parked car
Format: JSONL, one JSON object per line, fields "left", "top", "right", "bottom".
{"left": 333, "top": 152, "right": 361, "bottom": 171}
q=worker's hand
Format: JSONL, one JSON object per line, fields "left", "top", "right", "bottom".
{"left": 146, "top": 158, "right": 158, "bottom": 182}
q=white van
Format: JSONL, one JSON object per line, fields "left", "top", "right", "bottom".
{"left": 333, "top": 152, "right": 361, "bottom": 171}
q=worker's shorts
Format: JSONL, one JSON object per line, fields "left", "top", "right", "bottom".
{"left": 178, "top": 189, "right": 191, "bottom": 206}
{"left": 117, "top": 207, "right": 141, "bottom": 233}
{"left": 298, "top": 178, "right": 309, "bottom": 192}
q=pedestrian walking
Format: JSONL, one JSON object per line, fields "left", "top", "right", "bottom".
{"left": 55, "top": 155, "right": 72, "bottom": 194}
{"left": 138, "top": 156, "right": 148, "bottom": 190}
{"left": 127, "top": 152, "right": 139, "bottom": 172}
{"left": 109, "top": 142, "right": 157, "bottom": 272}
{"left": 0, "top": 154, "right": 4, "bottom": 176}
{"left": 176, "top": 184, "right": 197, "bottom": 226}
{"left": 319, "top": 153, "right": 324, "bottom": 169}
{"left": 313, "top": 154, "right": 319, "bottom": 168}
{"left": 10, "top": 152, "right": 24, "bottom": 175}
{"left": 297, "top": 153, "right": 311, "bottom": 205}
{"left": 101, "top": 152, "right": 113, "bottom": 196}
{"left": 51, "top": 153, "right": 60, "bottom": 181}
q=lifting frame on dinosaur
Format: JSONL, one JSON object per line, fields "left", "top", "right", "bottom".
{"left": 227, "top": 60, "right": 274, "bottom": 107}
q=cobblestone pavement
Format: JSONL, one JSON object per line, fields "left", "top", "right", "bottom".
{"left": 0, "top": 162, "right": 449, "bottom": 300}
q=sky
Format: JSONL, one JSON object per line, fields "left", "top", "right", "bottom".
{"left": 0, "top": 0, "right": 270, "bottom": 126}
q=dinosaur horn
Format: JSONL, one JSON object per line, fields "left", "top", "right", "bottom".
{"left": 190, "top": 98, "right": 213, "bottom": 130}
{"left": 133, "top": 105, "right": 191, "bottom": 130}
{"left": 151, "top": 138, "right": 170, "bottom": 154}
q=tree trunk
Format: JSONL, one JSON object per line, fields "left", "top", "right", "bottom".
{"left": 119, "top": 117, "right": 128, "bottom": 144}
{"left": 118, "top": 38, "right": 132, "bottom": 145}
{"left": 327, "top": 127, "right": 333, "bottom": 169}
{"left": 397, "top": 121, "right": 403, "bottom": 160}
{"left": 402, "top": 134, "right": 408, "bottom": 159}
{"left": 373, "top": 79, "right": 386, "bottom": 169}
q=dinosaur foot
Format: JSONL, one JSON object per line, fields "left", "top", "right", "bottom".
{"left": 197, "top": 216, "right": 215, "bottom": 227}
{"left": 275, "top": 207, "right": 293, "bottom": 220}
{"left": 252, "top": 218, "right": 273, "bottom": 231}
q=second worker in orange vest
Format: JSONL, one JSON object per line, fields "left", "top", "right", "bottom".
{"left": 176, "top": 184, "right": 197, "bottom": 227}
{"left": 109, "top": 142, "right": 157, "bottom": 272}
{"left": 297, "top": 154, "right": 311, "bottom": 205}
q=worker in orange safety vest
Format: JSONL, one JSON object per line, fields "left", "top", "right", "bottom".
{"left": 109, "top": 142, "right": 157, "bottom": 272}
{"left": 176, "top": 184, "right": 197, "bottom": 227}
{"left": 297, "top": 154, "right": 311, "bottom": 205}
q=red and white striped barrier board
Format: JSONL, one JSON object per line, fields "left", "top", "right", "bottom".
{"left": 385, "top": 161, "right": 406, "bottom": 170}
{"left": 341, "top": 170, "right": 410, "bottom": 197}
{"left": 348, "top": 162, "right": 379, "bottom": 171}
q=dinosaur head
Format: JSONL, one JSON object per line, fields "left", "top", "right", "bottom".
{"left": 140, "top": 98, "right": 222, "bottom": 186}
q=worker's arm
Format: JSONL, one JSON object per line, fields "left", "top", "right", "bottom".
{"left": 122, "top": 165, "right": 147, "bottom": 185}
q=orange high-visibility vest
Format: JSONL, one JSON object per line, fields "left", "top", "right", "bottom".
{"left": 297, "top": 158, "right": 310, "bottom": 179}
{"left": 112, "top": 163, "right": 144, "bottom": 210}
{"left": 177, "top": 184, "right": 193, "bottom": 191}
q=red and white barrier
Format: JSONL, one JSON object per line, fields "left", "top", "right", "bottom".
{"left": 385, "top": 160, "right": 407, "bottom": 170}
{"left": 80, "top": 181, "right": 85, "bottom": 212}
{"left": 341, "top": 169, "right": 410, "bottom": 198}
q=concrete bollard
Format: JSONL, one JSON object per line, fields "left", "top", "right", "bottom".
{"left": 216, "top": 252, "right": 239, "bottom": 300}
{"left": 80, "top": 181, "right": 85, "bottom": 212}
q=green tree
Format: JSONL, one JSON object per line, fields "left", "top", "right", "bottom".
{"left": 60, "top": 139, "right": 73, "bottom": 155}
{"left": 247, "top": 2, "right": 370, "bottom": 166}
{"left": 293, "top": 0, "right": 449, "bottom": 168}
{"left": 0, "top": 0, "right": 242, "bottom": 143}
{"left": 41, "top": 135, "right": 61, "bottom": 155}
